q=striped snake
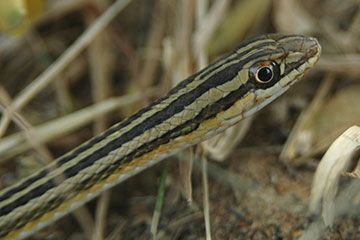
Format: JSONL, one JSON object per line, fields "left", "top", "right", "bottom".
{"left": 0, "top": 34, "right": 321, "bottom": 239}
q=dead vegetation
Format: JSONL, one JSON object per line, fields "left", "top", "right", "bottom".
{"left": 0, "top": 0, "right": 360, "bottom": 239}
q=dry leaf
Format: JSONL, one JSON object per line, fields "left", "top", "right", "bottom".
{"left": 309, "top": 125, "right": 360, "bottom": 226}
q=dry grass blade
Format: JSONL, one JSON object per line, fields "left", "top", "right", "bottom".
{"left": 94, "top": 191, "right": 111, "bottom": 240}
{"left": 193, "top": 0, "right": 230, "bottom": 60}
{"left": 209, "top": 0, "right": 271, "bottom": 55}
{"left": 273, "top": 0, "right": 315, "bottom": 34}
{"left": 193, "top": 1, "right": 230, "bottom": 238}
{"left": 197, "top": 0, "right": 251, "bottom": 163}
{"left": 201, "top": 154, "right": 211, "bottom": 240}
{"left": 178, "top": 150, "right": 193, "bottom": 202}
{"left": 106, "top": 219, "right": 127, "bottom": 240}
{"left": 72, "top": 206, "right": 95, "bottom": 239}
{"left": 317, "top": 55, "right": 360, "bottom": 74}
{"left": 0, "top": 88, "right": 158, "bottom": 161}
{"left": 0, "top": 0, "right": 132, "bottom": 134}
{"left": 138, "top": 0, "right": 168, "bottom": 93}
{"left": 203, "top": 116, "right": 253, "bottom": 161}
{"left": 280, "top": 74, "right": 335, "bottom": 164}
{"left": 0, "top": 86, "right": 53, "bottom": 163}
{"left": 86, "top": 3, "right": 113, "bottom": 238}
{"left": 282, "top": 77, "right": 360, "bottom": 165}
{"left": 309, "top": 125, "right": 360, "bottom": 226}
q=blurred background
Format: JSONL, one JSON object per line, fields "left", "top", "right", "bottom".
{"left": 0, "top": 0, "right": 359, "bottom": 239}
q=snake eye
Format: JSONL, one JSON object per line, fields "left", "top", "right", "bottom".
{"left": 256, "top": 66, "right": 273, "bottom": 83}
{"left": 249, "top": 60, "right": 280, "bottom": 88}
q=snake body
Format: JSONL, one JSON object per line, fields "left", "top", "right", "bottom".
{"left": 0, "top": 34, "right": 321, "bottom": 240}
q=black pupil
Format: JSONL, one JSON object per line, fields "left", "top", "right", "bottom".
{"left": 257, "top": 67, "right": 273, "bottom": 82}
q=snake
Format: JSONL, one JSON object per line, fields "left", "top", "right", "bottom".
{"left": 0, "top": 33, "right": 321, "bottom": 239}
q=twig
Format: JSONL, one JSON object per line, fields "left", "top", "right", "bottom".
{"left": 201, "top": 155, "right": 211, "bottom": 240}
